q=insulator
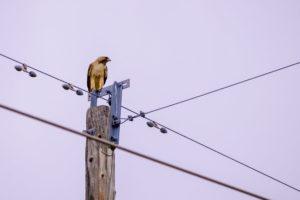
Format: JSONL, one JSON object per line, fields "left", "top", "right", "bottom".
{"left": 62, "top": 84, "right": 70, "bottom": 90}
{"left": 147, "top": 121, "right": 154, "bottom": 127}
{"left": 160, "top": 127, "right": 167, "bottom": 134}
{"left": 29, "top": 71, "right": 37, "bottom": 77}
{"left": 76, "top": 90, "right": 83, "bottom": 96}
{"left": 15, "top": 65, "right": 22, "bottom": 71}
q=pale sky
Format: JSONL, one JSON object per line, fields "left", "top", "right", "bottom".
{"left": 1, "top": 0, "right": 300, "bottom": 199}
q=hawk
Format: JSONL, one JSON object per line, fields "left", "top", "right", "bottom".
{"left": 87, "top": 56, "right": 110, "bottom": 93}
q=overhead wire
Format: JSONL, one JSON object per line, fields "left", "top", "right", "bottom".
{"left": 142, "top": 115, "right": 300, "bottom": 192}
{"left": 1, "top": 53, "right": 299, "bottom": 193}
{"left": 0, "top": 53, "right": 136, "bottom": 111}
{"left": 144, "top": 61, "right": 300, "bottom": 115}
{"left": 0, "top": 103, "right": 269, "bottom": 200}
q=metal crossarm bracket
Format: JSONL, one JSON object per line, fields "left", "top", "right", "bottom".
{"left": 89, "top": 79, "right": 130, "bottom": 144}
{"left": 96, "top": 79, "right": 130, "bottom": 98}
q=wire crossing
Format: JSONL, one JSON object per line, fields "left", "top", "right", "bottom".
{"left": 1, "top": 53, "right": 300, "bottom": 193}
{"left": 145, "top": 61, "right": 300, "bottom": 115}
{"left": 0, "top": 103, "right": 269, "bottom": 200}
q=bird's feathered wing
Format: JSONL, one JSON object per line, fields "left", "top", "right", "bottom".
{"left": 87, "top": 64, "right": 93, "bottom": 92}
{"left": 104, "top": 65, "right": 108, "bottom": 84}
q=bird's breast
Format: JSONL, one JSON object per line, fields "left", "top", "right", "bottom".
{"left": 92, "top": 64, "right": 105, "bottom": 76}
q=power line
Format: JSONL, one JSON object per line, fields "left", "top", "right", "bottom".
{"left": 116, "top": 59, "right": 300, "bottom": 193}
{"left": 1, "top": 53, "right": 299, "bottom": 193}
{"left": 125, "top": 111, "right": 300, "bottom": 193}
{"left": 0, "top": 53, "right": 135, "bottom": 112}
{"left": 145, "top": 61, "right": 300, "bottom": 115}
{"left": 143, "top": 116, "right": 300, "bottom": 193}
{"left": 0, "top": 53, "right": 109, "bottom": 101}
{"left": 0, "top": 103, "right": 269, "bottom": 200}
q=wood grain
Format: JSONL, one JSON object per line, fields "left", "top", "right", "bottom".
{"left": 86, "top": 106, "right": 116, "bottom": 200}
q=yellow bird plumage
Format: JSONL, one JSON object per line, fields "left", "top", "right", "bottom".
{"left": 87, "top": 56, "right": 110, "bottom": 92}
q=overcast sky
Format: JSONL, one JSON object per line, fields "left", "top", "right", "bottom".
{"left": 1, "top": 0, "right": 300, "bottom": 199}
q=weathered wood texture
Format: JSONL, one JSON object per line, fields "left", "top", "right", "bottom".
{"left": 86, "top": 106, "right": 116, "bottom": 200}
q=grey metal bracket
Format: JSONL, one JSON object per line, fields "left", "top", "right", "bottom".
{"left": 89, "top": 79, "right": 130, "bottom": 144}
{"left": 97, "top": 79, "right": 130, "bottom": 98}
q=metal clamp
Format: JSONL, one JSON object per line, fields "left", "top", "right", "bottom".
{"left": 89, "top": 79, "right": 130, "bottom": 144}
{"left": 83, "top": 128, "right": 96, "bottom": 136}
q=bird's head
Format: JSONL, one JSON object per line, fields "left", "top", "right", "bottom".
{"left": 97, "top": 56, "right": 111, "bottom": 64}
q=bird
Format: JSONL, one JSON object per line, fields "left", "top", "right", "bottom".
{"left": 87, "top": 56, "right": 110, "bottom": 93}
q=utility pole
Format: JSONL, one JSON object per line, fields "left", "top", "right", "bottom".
{"left": 85, "top": 79, "right": 130, "bottom": 200}
{"left": 86, "top": 105, "right": 116, "bottom": 200}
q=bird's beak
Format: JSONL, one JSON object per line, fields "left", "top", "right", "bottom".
{"left": 107, "top": 58, "right": 111, "bottom": 62}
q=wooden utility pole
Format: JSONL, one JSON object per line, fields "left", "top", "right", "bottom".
{"left": 85, "top": 79, "right": 129, "bottom": 200}
{"left": 86, "top": 105, "right": 116, "bottom": 200}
